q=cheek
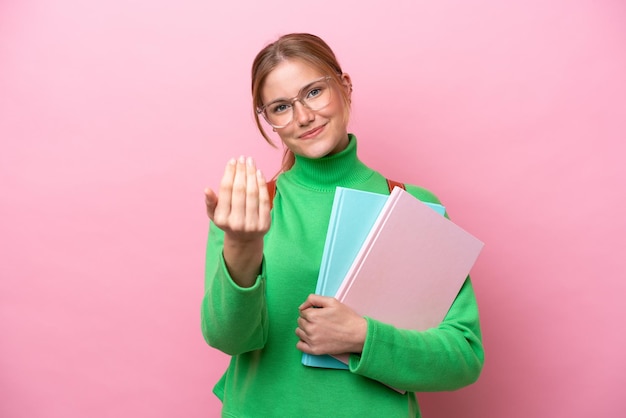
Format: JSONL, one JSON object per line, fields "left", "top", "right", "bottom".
{"left": 275, "top": 125, "right": 295, "bottom": 142}
{"left": 329, "top": 94, "right": 349, "bottom": 116}
{"left": 327, "top": 101, "right": 349, "bottom": 127}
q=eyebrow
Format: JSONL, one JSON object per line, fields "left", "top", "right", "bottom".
{"left": 265, "top": 78, "right": 323, "bottom": 104}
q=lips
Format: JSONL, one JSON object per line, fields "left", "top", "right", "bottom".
{"left": 299, "top": 124, "right": 325, "bottom": 140}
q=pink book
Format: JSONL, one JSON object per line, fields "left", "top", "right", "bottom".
{"left": 333, "top": 187, "right": 483, "bottom": 366}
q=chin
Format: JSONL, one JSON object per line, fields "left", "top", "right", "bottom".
{"left": 296, "top": 141, "right": 337, "bottom": 159}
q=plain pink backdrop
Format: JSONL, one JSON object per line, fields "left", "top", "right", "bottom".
{"left": 1, "top": 1, "right": 625, "bottom": 417}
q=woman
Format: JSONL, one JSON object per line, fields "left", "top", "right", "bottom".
{"left": 202, "top": 33, "right": 483, "bottom": 417}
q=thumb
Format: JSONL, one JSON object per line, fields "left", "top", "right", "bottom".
{"left": 204, "top": 188, "right": 218, "bottom": 219}
{"left": 299, "top": 294, "right": 334, "bottom": 311}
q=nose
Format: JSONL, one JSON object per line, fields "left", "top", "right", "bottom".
{"left": 293, "top": 100, "right": 314, "bottom": 126}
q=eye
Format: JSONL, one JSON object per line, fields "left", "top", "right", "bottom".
{"left": 306, "top": 86, "right": 324, "bottom": 99}
{"left": 270, "top": 102, "right": 291, "bottom": 114}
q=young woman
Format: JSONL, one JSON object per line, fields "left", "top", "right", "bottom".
{"left": 202, "top": 33, "right": 483, "bottom": 417}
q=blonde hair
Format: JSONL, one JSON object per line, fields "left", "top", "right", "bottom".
{"left": 251, "top": 33, "right": 351, "bottom": 174}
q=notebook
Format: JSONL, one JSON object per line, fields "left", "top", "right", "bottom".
{"left": 302, "top": 187, "right": 446, "bottom": 369}
{"left": 331, "top": 187, "right": 483, "bottom": 367}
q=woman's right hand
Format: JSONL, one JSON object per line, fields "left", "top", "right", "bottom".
{"left": 204, "top": 156, "right": 271, "bottom": 287}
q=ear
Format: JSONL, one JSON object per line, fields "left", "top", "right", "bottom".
{"left": 340, "top": 73, "right": 353, "bottom": 99}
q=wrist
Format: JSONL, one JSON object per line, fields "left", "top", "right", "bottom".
{"left": 349, "top": 317, "right": 368, "bottom": 354}
{"left": 223, "top": 236, "right": 264, "bottom": 288}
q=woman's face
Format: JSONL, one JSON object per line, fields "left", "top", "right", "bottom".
{"left": 261, "top": 59, "right": 351, "bottom": 159}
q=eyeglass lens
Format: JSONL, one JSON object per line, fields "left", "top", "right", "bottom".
{"left": 263, "top": 78, "right": 331, "bottom": 128}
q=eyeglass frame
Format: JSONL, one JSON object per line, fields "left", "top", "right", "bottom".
{"left": 256, "top": 75, "right": 334, "bottom": 129}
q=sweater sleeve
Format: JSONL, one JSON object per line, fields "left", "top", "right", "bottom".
{"left": 348, "top": 276, "right": 484, "bottom": 392}
{"left": 200, "top": 221, "right": 269, "bottom": 355}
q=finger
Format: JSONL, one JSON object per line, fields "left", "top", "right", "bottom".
{"left": 204, "top": 188, "right": 218, "bottom": 220}
{"left": 214, "top": 158, "right": 237, "bottom": 221}
{"left": 299, "top": 294, "right": 333, "bottom": 311}
{"left": 256, "top": 169, "right": 271, "bottom": 230}
{"left": 295, "top": 326, "right": 310, "bottom": 341}
{"left": 296, "top": 329, "right": 311, "bottom": 354}
{"left": 244, "top": 157, "right": 259, "bottom": 228}
{"left": 229, "top": 156, "right": 248, "bottom": 227}
{"left": 295, "top": 338, "right": 312, "bottom": 354}
{"left": 296, "top": 316, "right": 309, "bottom": 330}
{"left": 299, "top": 294, "right": 317, "bottom": 311}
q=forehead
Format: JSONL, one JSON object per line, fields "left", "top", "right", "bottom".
{"left": 262, "top": 59, "right": 324, "bottom": 102}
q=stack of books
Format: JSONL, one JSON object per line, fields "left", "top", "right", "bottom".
{"left": 302, "top": 186, "right": 484, "bottom": 370}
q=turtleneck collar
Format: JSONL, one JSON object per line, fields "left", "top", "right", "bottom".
{"left": 282, "top": 134, "right": 375, "bottom": 191}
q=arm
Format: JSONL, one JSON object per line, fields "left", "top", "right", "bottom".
{"left": 201, "top": 222, "right": 269, "bottom": 355}
{"left": 296, "top": 184, "right": 483, "bottom": 391}
{"left": 349, "top": 276, "right": 484, "bottom": 392}
{"left": 345, "top": 184, "right": 483, "bottom": 391}
{"left": 295, "top": 277, "right": 483, "bottom": 392}
{"left": 200, "top": 156, "right": 271, "bottom": 355}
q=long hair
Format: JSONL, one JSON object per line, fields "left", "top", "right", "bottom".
{"left": 251, "top": 33, "right": 351, "bottom": 175}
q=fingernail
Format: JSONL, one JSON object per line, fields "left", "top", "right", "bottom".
{"left": 228, "top": 158, "right": 236, "bottom": 165}
{"left": 247, "top": 156, "right": 254, "bottom": 167}
{"left": 238, "top": 155, "right": 245, "bottom": 164}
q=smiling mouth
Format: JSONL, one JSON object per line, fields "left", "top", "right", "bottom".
{"left": 299, "top": 125, "right": 325, "bottom": 139}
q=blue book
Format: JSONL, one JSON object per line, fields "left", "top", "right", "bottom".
{"left": 302, "top": 187, "right": 445, "bottom": 369}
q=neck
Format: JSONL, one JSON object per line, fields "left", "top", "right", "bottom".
{"left": 283, "top": 134, "right": 374, "bottom": 191}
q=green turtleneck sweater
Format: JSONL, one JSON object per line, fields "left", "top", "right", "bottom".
{"left": 201, "top": 135, "right": 484, "bottom": 418}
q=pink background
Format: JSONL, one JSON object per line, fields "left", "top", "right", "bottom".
{"left": 1, "top": 1, "right": 625, "bottom": 417}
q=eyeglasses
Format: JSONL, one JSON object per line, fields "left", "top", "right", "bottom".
{"left": 257, "top": 76, "right": 333, "bottom": 129}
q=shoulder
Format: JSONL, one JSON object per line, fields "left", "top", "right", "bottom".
{"left": 403, "top": 183, "right": 442, "bottom": 205}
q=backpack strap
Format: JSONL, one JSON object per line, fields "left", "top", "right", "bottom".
{"left": 266, "top": 178, "right": 404, "bottom": 209}
{"left": 386, "top": 179, "right": 406, "bottom": 192}
{"left": 267, "top": 179, "right": 277, "bottom": 208}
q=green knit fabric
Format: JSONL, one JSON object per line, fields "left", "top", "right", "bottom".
{"left": 201, "top": 135, "right": 484, "bottom": 418}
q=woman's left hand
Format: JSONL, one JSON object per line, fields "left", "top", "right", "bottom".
{"left": 295, "top": 294, "right": 367, "bottom": 356}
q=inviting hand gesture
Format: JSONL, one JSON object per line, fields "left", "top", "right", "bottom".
{"left": 204, "top": 156, "right": 271, "bottom": 287}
